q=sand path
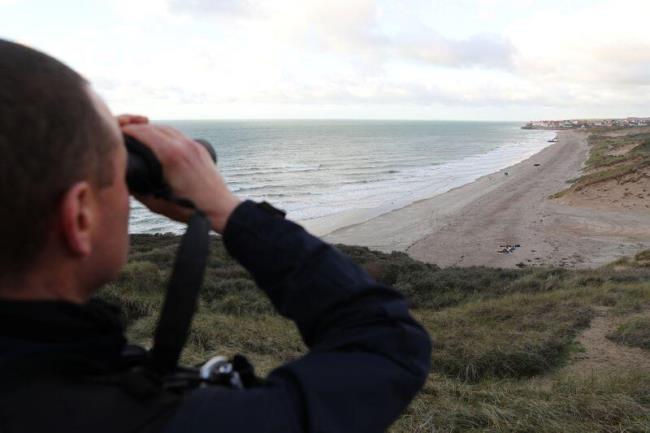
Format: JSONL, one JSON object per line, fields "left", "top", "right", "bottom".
{"left": 324, "top": 131, "right": 650, "bottom": 268}
{"left": 562, "top": 307, "right": 650, "bottom": 376}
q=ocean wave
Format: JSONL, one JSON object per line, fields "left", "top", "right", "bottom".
{"left": 129, "top": 122, "right": 554, "bottom": 234}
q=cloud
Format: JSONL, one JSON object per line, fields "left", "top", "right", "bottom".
{"left": 62, "top": 0, "right": 650, "bottom": 119}
{"left": 159, "top": 0, "right": 513, "bottom": 69}
{"left": 509, "top": 0, "right": 650, "bottom": 84}
{"left": 393, "top": 32, "right": 514, "bottom": 69}
{"left": 168, "top": 0, "right": 250, "bottom": 16}
{"left": 448, "top": 34, "right": 514, "bottom": 69}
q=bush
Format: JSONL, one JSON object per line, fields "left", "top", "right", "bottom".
{"left": 608, "top": 317, "right": 650, "bottom": 350}
{"left": 417, "top": 294, "right": 593, "bottom": 382}
{"left": 210, "top": 291, "right": 274, "bottom": 315}
{"left": 116, "top": 261, "right": 165, "bottom": 292}
{"left": 201, "top": 277, "right": 257, "bottom": 303}
{"left": 97, "top": 261, "right": 165, "bottom": 324}
{"left": 94, "top": 233, "right": 650, "bottom": 432}
{"left": 392, "top": 372, "right": 650, "bottom": 433}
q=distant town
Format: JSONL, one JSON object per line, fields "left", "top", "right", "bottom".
{"left": 522, "top": 117, "right": 650, "bottom": 130}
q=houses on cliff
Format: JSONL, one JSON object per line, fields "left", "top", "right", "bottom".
{"left": 522, "top": 117, "right": 650, "bottom": 130}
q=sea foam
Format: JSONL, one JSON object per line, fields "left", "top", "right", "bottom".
{"left": 129, "top": 120, "right": 554, "bottom": 234}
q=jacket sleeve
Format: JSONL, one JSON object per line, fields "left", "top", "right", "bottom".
{"left": 164, "top": 200, "right": 432, "bottom": 433}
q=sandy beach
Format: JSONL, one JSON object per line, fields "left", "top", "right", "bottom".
{"left": 323, "top": 130, "right": 650, "bottom": 268}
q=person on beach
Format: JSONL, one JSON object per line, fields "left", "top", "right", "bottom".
{"left": 0, "top": 39, "right": 431, "bottom": 432}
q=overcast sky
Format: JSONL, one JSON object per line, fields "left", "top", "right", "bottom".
{"left": 2, "top": 0, "right": 649, "bottom": 120}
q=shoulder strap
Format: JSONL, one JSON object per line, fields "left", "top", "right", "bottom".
{"left": 148, "top": 211, "right": 211, "bottom": 374}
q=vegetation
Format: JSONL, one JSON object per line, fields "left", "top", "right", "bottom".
{"left": 97, "top": 234, "right": 650, "bottom": 432}
{"left": 608, "top": 317, "right": 650, "bottom": 351}
{"left": 552, "top": 129, "right": 650, "bottom": 198}
{"left": 419, "top": 294, "right": 591, "bottom": 382}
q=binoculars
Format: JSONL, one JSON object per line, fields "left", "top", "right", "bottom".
{"left": 124, "top": 134, "right": 217, "bottom": 198}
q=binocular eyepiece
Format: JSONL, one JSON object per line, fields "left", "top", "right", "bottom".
{"left": 124, "top": 134, "right": 217, "bottom": 200}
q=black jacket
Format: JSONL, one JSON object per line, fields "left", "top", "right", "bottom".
{"left": 0, "top": 200, "right": 432, "bottom": 432}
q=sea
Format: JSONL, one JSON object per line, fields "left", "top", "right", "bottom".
{"left": 128, "top": 120, "right": 555, "bottom": 235}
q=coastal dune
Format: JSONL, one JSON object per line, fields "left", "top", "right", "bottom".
{"left": 324, "top": 131, "right": 650, "bottom": 268}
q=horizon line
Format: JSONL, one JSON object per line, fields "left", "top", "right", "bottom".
{"left": 153, "top": 118, "right": 529, "bottom": 123}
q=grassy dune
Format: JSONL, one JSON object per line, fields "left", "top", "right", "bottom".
{"left": 97, "top": 235, "right": 650, "bottom": 432}
{"left": 552, "top": 128, "right": 650, "bottom": 198}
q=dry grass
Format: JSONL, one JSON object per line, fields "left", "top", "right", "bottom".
{"left": 559, "top": 130, "right": 650, "bottom": 195}
{"left": 96, "top": 235, "right": 650, "bottom": 432}
{"left": 392, "top": 372, "right": 650, "bottom": 433}
{"left": 608, "top": 317, "right": 650, "bottom": 351}
{"left": 417, "top": 293, "right": 592, "bottom": 382}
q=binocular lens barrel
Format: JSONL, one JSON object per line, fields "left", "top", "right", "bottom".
{"left": 124, "top": 134, "right": 217, "bottom": 196}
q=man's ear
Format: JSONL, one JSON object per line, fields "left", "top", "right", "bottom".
{"left": 58, "top": 181, "right": 95, "bottom": 257}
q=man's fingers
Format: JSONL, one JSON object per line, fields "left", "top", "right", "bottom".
{"left": 117, "top": 114, "right": 149, "bottom": 127}
{"left": 122, "top": 124, "right": 206, "bottom": 166}
{"left": 155, "top": 125, "right": 185, "bottom": 141}
{"left": 124, "top": 122, "right": 236, "bottom": 232}
{"left": 122, "top": 124, "right": 175, "bottom": 162}
{"left": 117, "top": 114, "right": 148, "bottom": 127}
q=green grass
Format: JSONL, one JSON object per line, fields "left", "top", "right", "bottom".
{"left": 95, "top": 234, "right": 650, "bottom": 432}
{"left": 418, "top": 293, "right": 592, "bottom": 382}
{"left": 393, "top": 372, "right": 650, "bottom": 433}
{"left": 557, "top": 130, "right": 650, "bottom": 195}
{"left": 608, "top": 317, "right": 650, "bottom": 351}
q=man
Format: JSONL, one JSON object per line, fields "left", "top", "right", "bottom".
{"left": 0, "top": 39, "right": 431, "bottom": 432}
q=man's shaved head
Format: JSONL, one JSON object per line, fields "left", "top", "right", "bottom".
{"left": 0, "top": 39, "right": 116, "bottom": 275}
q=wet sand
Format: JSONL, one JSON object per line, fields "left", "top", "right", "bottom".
{"left": 323, "top": 130, "right": 650, "bottom": 268}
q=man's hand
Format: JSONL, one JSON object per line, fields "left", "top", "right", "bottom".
{"left": 117, "top": 114, "right": 149, "bottom": 127}
{"left": 118, "top": 116, "right": 241, "bottom": 234}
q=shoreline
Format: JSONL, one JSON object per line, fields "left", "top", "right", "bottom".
{"left": 323, "top": 130, "right": 650, "bottom": 268}
{"left": 320, "top": 131, "right": 578, "bottom": 253}
{"left": 301, "top": 131, "right": 555, "bottom": 237}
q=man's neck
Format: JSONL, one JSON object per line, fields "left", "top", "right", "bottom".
{"left": 0, "top": 268, "right": 88, "bottom": 304}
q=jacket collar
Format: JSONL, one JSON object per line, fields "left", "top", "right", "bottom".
{"left": 0, "top": 298, "right": 126, "bottom": 363}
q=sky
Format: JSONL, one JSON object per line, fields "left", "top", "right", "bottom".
{"left": 1, "top": 0, "right": 650, "bottom": 120}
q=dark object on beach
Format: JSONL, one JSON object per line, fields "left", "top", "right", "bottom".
{"left": 516, "top": 262, "right": 526, "bottom": 268}
{"left": 497, "top": 244, "right": 521, "bottom": 254}
{"left": 534, "top": 163, "right": 540, "bottom": 167}
{"left": 548, "top": 138, "right": 558, "bottom": 143}
{"left": 125, "top": 134, "right": 217, "bottom": 199}
{"left": 504, "top": 171, "right": 509, "bottom": 176}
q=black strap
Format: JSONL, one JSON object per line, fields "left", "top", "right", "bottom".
{"left": 149, "top": 210, "right": 211, "bottom": 374}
